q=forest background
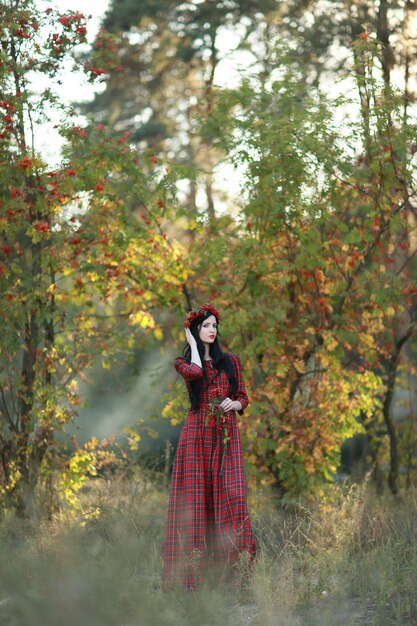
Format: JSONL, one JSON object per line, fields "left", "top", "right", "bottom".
{"left": 0, "top": 1, "right": 416, "bottom": 624}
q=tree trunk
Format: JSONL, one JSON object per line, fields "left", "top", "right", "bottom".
{"left": 376, "top": 0, "right": 394, "bottom": 86}
{"left": 381, "top": 327, "right": 414, "bottom": 495}
{"left": 16, "top": 203, "right": 42, "bottom": 516}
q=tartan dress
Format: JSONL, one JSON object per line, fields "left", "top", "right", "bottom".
{"left": 163, "top": 352, "right": 256, "bottom": 591}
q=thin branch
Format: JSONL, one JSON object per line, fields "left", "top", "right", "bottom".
{"left": 0, "top": 385, "right": 18, "bottom": 433}
{"left": 395, "top": 246, "right": 417, "bottom": 277}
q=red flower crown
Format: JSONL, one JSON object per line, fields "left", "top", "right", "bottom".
{"left": 184, "top": 303, "right": 221, "bottom": 328}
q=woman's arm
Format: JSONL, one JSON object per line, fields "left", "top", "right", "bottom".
{"left": 186, "top": 327, "right": 202, "bottom": 369}
{"left": 220, "top": 354, "right": 249, "bottom": 415}
{"left": 174, "top": 327, "right": 203, "bottom": 382}
{"left": 174, "top": 357, "right": 203, "bottom": 381}
{"left": 232, "top": 354, "right": 249, "bottom": 415}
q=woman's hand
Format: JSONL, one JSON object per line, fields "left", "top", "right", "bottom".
{"left": 220, "top": 397, "right": 242, "bottom": 412}
{"left": 185, "top": 327, "right": 197, "bottom": 347}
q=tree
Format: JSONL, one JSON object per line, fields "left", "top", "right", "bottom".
{"left": 86, "top": 1, "right": 417, "bottom": 495}
{"left": 0, "top": 0, "right": 189, "bottom": 516}
{"left": 81, "top": 0, "right": 279, "bottom": 223}
{"left": 192, "top": 37, "right": 417, "bottom": 495}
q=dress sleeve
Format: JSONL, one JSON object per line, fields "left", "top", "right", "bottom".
{"left": 174, "top": 357, "right": 203, "bottom": 382}
{"left": 231, "top": 354, "right": 249, "bottom": 416}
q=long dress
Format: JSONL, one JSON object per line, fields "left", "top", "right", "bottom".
{"left": 163, "top": 352, "right": 256, "bottom": 591}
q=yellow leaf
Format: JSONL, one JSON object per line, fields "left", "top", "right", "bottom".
{"left": 293, "top": 359, "right": 306, "bottom": 374}
{"left": 129, "top": 310, "right": 155, "bottom": 328}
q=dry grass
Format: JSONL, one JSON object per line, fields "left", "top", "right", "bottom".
{"left": 0, "top": 474, "right": 415, "bottom": 626}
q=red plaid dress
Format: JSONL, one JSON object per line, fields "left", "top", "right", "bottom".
{"left": 163, "top": 353, "right": 256, "bottom": 591}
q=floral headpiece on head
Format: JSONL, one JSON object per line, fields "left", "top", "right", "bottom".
{"left": 184, "top": 303, "right": 221, "bottom": 328}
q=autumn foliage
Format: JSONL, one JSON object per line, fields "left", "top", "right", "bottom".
{"left": 0, "top": 0, "right": 188, "bottom": 515}
{"left": 0, "top": 0, "right": 416, "bottom": 516}
{"left": 185, "top": 40, "right": 417, "bottom": 495}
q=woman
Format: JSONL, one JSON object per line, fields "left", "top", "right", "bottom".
{"left": 163, "top": 303, "right": 256, "bottom": 591}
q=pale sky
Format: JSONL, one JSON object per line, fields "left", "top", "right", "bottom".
{"left": 35, "top": 0, "right": 110, "bottom": 163}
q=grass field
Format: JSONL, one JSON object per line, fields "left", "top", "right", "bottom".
{"left": 0, "top": 475, "right": 415, "bottom": 626}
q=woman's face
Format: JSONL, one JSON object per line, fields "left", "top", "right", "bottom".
{"left": 198, "top": 314, "right": 218, "bottom": 346}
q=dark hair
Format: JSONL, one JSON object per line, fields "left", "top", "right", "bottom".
{"left": 182, "top": 310, "right": 237, "bottom": 409}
